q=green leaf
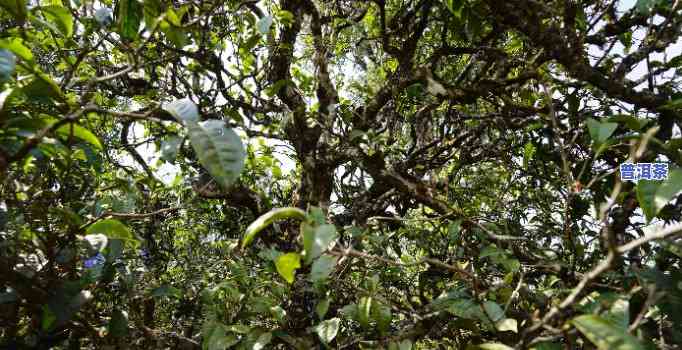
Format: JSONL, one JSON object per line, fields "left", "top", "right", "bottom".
{"left": 151, "top": 284, "right": 182, "bottom": 298}
{"left": 605, "top": 299, "right": 630, "bottom": 330}
{"left": 0, "top": 38, "right": 31, "bottom": 62}
{"left": 309, "top": 254, "right": 337, "bottom": 283}
{"left": 314, "top": 318, "right": 340, "bottom": 343}
{"left": 399, "top": 340, "right": 413, "bottom": 350}
{"left": 530, "top": 342, "right": 562, "bottom": 350}
{"left": 446, "top": 299, "right": 489, "bottom": 325}
{"left": 251, "top": 331, "right": 272, "bottom": 350}
{"left": 607, "top": 115, "right": 649, "bottom": 131}
{"left": 108, "top": 310, "right": 129, "bottom": 337}
{"left": 637, "top": 180, "right": 661, "bottom": 222}
{"left": 0, "top": 0, "right": 27, "bottom": 22}
{"left": 495, "top": 318, "right": 518, "bottom": 333}
{"left": 41, "top": 5, "right": 74, "bottom": 37}
{"left": 448, "top": 219, "right": 462, "bottom": 240}
{"left": 636, "top": 169, "right": 682, "bottom": 223}
{"left": 41, "top": 305, "right": 57, "bottom": 331}
{"left": 257, "top": 15, "right": 273, "bottom": 34}
{"left": 587, "top": 118, "right": 618, "bottom": 145}
{"left": 634, "top": 0, "right": 657, "bottom": 14}
{"left": 187, "top": 120, "right": 245, "bottom": 189}
{"left": 275, "top": 253, "right": 301, "bottom": 284}
{"left": 23, "top": 73, "right": 64, "bottom": 104}
{"left": 117, "top": 0, "right": 143, "bottom": 41}
{"left": 303, "top": 223, "right": 338, "bottom": 263}
{"left": 163, "top": 98, "right": 199, "bottom": 123}
{"left": 371, "top": 301, "right": 392, "bottom": 332}
{"left": 483, "top": 301, "right": 504, "bottom": 322}
{"left": 55, "top": 123, "right": 103, "bottom": 150}
{"left": 242, "top": 207, "right": 306, "bottom": 248}
{"left": 204, "top": 323, "right": 239, "bottom": 350}
{"left": 572, "top": 314, "right": 644, "bottom": 350}
{"left": 142, "top": 0, "right": 163, "bottom": 29}
{"left": 316, "top": 298, "right": 330, "bottom": 319}
{"left": 160, "top": 135, "right": 182, "bottom": 162}
{"left": 444, "top": 0, "right": 464, "bottom": 19}
{"left": 357, "top": 296, "right": 372, "bottom": 329}
{"left": 159, "top": 18, "right": 188, "bottom": 47}
{"left": 86, "top": 219, "right": 138, "bottom": 244}
{"left": 0, "top": 49, "right": 16, "bottom": 81}
{"left": 655, "top": 168, "right": 682, "bottom": 213}
{"left": 339, "top": 303, "right": 357, "bottom": 319}
{"left": 475, "top": 344, "right": 514, "bottom": 350}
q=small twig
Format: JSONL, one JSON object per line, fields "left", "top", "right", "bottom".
{"left": 629, "top": 284, "right": 659, "bottom": 332}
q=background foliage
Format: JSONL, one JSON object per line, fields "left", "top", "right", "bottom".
{"left": 1, "top": 0, "right": 682, "bottom": 349}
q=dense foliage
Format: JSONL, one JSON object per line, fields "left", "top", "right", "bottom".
{"left": 2, "top": 0, "right": 682, "bottom": 348}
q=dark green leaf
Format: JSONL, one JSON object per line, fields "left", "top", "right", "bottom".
{"left": 117, "top": 0, "right": 143, "bottom": 41}
{"left": 572, "top": 314, "right": 644, "bottom": 350}
{"left": 108, "top": 309, "right": 129, "bottom": 337}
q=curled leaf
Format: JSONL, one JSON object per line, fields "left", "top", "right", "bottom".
{"left": 242, "top": 207, "right": 306, "bottom": 249}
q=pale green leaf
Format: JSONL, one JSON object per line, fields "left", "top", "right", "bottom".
{"left": 483, "top": 301, "right": 504, "bottom": 322}
{"left": 303, "top": 224, "right": 338, "bottom": 263}
{"left": 587, "top": 118, "right": 618, "bottom": 144}
{"left": 655, "top": 168, "right": 682, "bottom": 213}
{"left": 357, "top": 296, "right": 372, "bottom": 329}
{"left": 637, "top": 180, "right": 660, "bottom": 222}
{"left": 160, "top": 135, "right": 182, "bottom": 162}
{"left": 314, "top": 318, "right": 340, "bottom": 343}
{"left": 163, "top": 98, "right": 199, "bottom": 123}
{"left": 572, "top": 314, "right": 644, "bottom": 350}
{"left": 495, "top": 318, "right": 518, "bottom": 333}
{"left": 187, "top": 120, "right": 245, "bottom": 190}
{"left": 275, "top": 253, "right": 301, "bottom": 284}
{"left": 398, "top": 340, "right": 413, "bottom": 350}
{"left": 309, "top": 254, "right": 337, "bottom": 283}
{"left": 252, "top": 331, "right": 272, "bottom": 350}
{"left": 316, "top": 298, "right": 330, "bottom": 319}
{"left": 257, "top": 15, "right": 272, "bottom": 34}
{"left": 86, "top": 219, "right": 138, "bottom": 244}
{"left": 242, "top": 207, "right": 306, "bottom": 248}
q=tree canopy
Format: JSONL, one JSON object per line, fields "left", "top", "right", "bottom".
{"left": 1, "top": 0, "right": 682, "bottom": 348}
